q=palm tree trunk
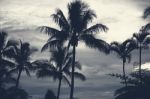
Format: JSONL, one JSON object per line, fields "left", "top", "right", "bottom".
{"left": 57, "top": 74, "right": 62, "bottom": 99}
{"left": 139, "top": 45, "right": 142, "bottom": 83}
{"left": 70, "top": 45, "right": 76, "bottom": 99}
{"left": 15, "top": 70, "right": 22, "bottom": 88}
{"left": 123, "top": 59, "right": 127, "bottom": 87}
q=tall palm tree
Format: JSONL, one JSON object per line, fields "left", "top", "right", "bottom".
{"left": 9, "top": 41, "right": 38, "bottom": 88}
{"left": 39, "top": 1, "right": 109, "bottom": 98}
{"left": 132, "top": 27, "right": 150, "bottom": 83}
{"left": 33, "top": 46, "right": 85, "bottom": 99}
{"left": 0, "top": 31, "right": 17, "bottom": 88}
{"left": 143, "top": 6, "right": 150, "bottom": 32}
{"left": 110, "top": 39, "right": 137, "bottom": 87}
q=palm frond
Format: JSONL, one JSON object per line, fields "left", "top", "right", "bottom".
{"left": 1, "top": 59, "right": 15, "bottom": 67}
{"left": 143, "top": 37, "right": 150, "bottom": 44}
{"left": 75, "top": 61, "right": 82, "bottom": 70}
{"left": 80, "top": 34, "right": 110, "bottom": 54}
{"left": 83, "top": 24, "right": 108, "bottom": 35}
{"left": 32, "top": 60, "right": 56, "bottom": 70}
{"left": 143, "top": 6, "right": 150, "bottom": 18}
{"left": 36, "top": 69, "right": 60, "bottom": 79}
{"left": 110, "top": 42, "right": 121, "bottom": 55}
{"left": 143, "top": 23, "right": 150, "bottom": 32}
{"left": 41, "top": 39, "right": 62, "bottom": 52}
{"left": 51, "top": 9, "right": 69, "bottom": 30}
{"left": 38, "top": 26, "right": 61, "bottom": 36}
{"left": 73, "top": 72, "right": 86, "bottom": 81}
{"left": 133, "top": 33, "right": 139, "bottom": 41}
{"left": 81, "top": 9, "right": 96, "bottom": 29}
{"left": 24, "top": 68, "right": 31, "bottom": 77}
{"left": 8, "top": 68, "right": 18, "bottom": 75}
{"left": 5, "top": 39, "right": 18, "bottom": 48}
{"left": 62, "top": 75, "right": 71, "bottom": 87}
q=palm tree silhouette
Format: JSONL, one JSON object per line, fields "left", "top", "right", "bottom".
{"left": 39, "top": 1, "right": 109, "bottom": 98}
{"left": 143, "top": 6, "right": 150, "bottom": 32}
{"left": 8, "top": 41, "right": 38, "bottom": 88}
{"left": 110, "top": 39, "right": 137, "bottom": 87}
{"left": 112, "top": 70, "right": 150, "bottom": 99}
{"left": 0, "top": 31, "right": 17, "bottom": 69}
{"left": 132, "top": 27, "right": 150, "bottom": 83}
{"left": 0, "top": 31, "right": 17, "bottom": 91}
{"left": 33, "top": 46, "right": 85, "bottom": 99}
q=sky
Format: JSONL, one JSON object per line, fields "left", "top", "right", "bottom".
{"left": 0, "top": 0, "right": 150, "bottom": 99}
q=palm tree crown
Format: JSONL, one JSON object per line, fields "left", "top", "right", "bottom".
{"left": 110, "top": 39, "right": 137, "bottom": 86}
{"left": 39, "top": 1, "right": 109, "bottom": 99}
{"left": 40, "top": 0, "right": 109, "bottom": 53}
{"left": 9, "top": 41, "right": 37, "bottom": 88}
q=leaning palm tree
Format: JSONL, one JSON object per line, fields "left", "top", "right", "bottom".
{"left": 110, "top": 39, "right": 137, "bottom": 87}
{"left": 33, "top": 46, "right": 85, "bottom": 99}
{"left": 9, "top": 41, "right": 38, "bottom": 88}
{"left": 132, "top": 27, "right": 150, "bottom": 83}
{"left": 143, "top": 6, "right": 150, "bottom": 32}
{"left": 39, "top": 1, "right": 109, "bottom": 98}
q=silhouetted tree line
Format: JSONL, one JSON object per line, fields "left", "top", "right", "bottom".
{"left": 0, "top": 0, "right": 150, "bottom": 99}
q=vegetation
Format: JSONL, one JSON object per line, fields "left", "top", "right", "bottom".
{"left": 0, "top": 1, "right": 150, "bottom": 99}
{"left": 110, "top": 70, "right": 150, "bottom": 99}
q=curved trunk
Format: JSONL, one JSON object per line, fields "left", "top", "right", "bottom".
{"left": 15, "top": 69, "right": 22, "bottom": 88}
{"left": 57, "top": 73, "right": 62, "bottom": 99}
{"left": 123, "top": 59, "right": 127, "bottom": 87}
{"left": 70, "top": 45, "right": 76, "bottom": 99}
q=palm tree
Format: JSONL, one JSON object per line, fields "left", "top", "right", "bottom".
{"left": 39, "top": 1, "right": 109, "bottom": 98}
{"left": 9, "top": 41, "right": 38, "bottom": 88}
{"left": 33, "top": 46, "right": 85, "bottom": 99}
{"left": 0, "top": 31, "right": 19, "bottom": 99}
{"left": 0, "top": 31, "right": 17, "bottom": 69}
{"left": 132, "top": 27, "right": 150, "bottom": 83}
{"left": 143, "top": 6, "right": 150, "bottom": 32}
{"left": 110, "top": 39, "right": 137, "bottom": 87}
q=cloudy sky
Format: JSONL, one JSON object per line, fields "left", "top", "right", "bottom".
{"left": 0, "top": 0, "right": 150, "bottom": 99}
